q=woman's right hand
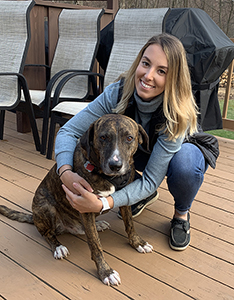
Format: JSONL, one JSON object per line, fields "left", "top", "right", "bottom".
{"left": 59, "top": 165, "right": 93, "bottom": 195}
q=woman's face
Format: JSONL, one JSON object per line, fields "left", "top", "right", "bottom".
{"left": 135, "top": 44, "right": 168, "bottom": 101}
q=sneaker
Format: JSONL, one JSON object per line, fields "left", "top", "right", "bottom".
{"left": 169, "top": 213, "right": 190, "bottom": 251}
{"left": 117, "top": 190, "right": 159, "bottom": 219}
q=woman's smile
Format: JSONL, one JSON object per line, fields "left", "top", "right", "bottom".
{"left": 140, "top": 79, "right": 155, "bottom": 90}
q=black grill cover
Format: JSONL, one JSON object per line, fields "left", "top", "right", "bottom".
{"left": 164, "top": 8, "right": 234, "bottom": 130}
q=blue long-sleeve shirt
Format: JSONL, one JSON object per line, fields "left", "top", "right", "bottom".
{"left": 55, "top": 81, "right": 183, "bottom": 208}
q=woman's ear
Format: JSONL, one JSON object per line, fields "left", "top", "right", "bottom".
{"left": 138, "top": 124, "right": 149, "bottom": 152}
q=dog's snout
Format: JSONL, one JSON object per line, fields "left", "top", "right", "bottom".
{"left": 109, "top": 158, "right": 123, "bottom": 172}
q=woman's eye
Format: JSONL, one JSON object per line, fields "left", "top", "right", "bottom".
{"left": 142, "top": 61, "right": 149, "bottom": 67}
{"left": 158, "top": 69, "right": 166, "bottom": 75}
{"left": 126, "top": 136, "right": 133, "bottom": 142}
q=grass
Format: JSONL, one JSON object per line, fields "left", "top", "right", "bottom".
{"left": 205, "top": 98, "right": 234, "bottom": 140}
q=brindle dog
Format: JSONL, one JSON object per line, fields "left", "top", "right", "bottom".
{"left": 0, "top": 114, "right": 154, "bottom": 286}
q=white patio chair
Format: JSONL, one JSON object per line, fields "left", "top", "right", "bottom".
{"left": 22, "top": 8, "right": 104, "bottom": 155}
{"left": 0, "top": 0, "right": 41, "bottom": 151}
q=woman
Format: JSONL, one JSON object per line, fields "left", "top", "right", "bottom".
{"left": 55, "top": 33, "right": 215, "bottom": 251}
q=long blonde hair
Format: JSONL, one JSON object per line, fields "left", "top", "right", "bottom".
{"left": 113, "top": 33, "right": 198, "bottom": 140}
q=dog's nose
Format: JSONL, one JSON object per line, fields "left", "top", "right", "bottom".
{"left": 109, "top": 160, "right": 122, "bottom": 172}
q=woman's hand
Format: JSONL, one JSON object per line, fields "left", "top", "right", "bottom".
{"left": 59, "top": 165, "right": 114, "bottom": 213}
{"left": 62, "top": 183, "right": 102, "bottom": 213}
{"left": 59, "top": 165, "right": 93, "bottom": 195}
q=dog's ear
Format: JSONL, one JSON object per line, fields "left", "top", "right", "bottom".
{"left": 80, "top": 122, "right": 95, "bottom": 158}
{"left": 138, "top": 124, "right": 150, "bottom": 152}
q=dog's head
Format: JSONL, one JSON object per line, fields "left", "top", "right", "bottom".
{"left": 80, "top": 114, "right": 149, "bottom": 176}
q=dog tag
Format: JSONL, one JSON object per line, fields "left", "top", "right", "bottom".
{"left": 84, "top": 161, "right": 95, "bottom": 172}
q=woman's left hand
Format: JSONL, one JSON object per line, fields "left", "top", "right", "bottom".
{"left": 62, "top": 182, "right": 103, "bottom": 213}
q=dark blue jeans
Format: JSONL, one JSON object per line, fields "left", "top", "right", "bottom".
{"left": 166, "top": 143, "right": 208, "bottom": 214}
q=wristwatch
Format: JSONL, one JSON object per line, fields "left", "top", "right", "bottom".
{"left": 99, "top": 197, "right": 110, "bottom": 214}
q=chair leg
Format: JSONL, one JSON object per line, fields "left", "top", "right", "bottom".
{"left": 21, "top": 84, "right": 41, "bottom": 152}
{"left": 25, "top": 102, "right": 41, "bottom": 152}
{"left": 46, "top": 112, "right": 57, "bottom": 159}
{"left": 41, "top": 95, "right": 51, "bottom": 155}
{"left": 0, "top": 110, "right": 5, "bottom": 140}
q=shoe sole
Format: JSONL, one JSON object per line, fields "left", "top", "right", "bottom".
{"left": 169, "top": 239, "right": 190, "bottom": 251}
{"left": 117, "top": 192, "right": 159, "bottom": 219}
{"left": 132, "top": 192, "right": 159, "bottom": 218}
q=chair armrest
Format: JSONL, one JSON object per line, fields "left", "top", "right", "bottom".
{"left": 51, "top": 70, "right": 104, "bottom": 108}
{"left": 42, "top": 69, "right": 103, "bottom": 133}
{"left": 44, "top": 69, "right": 91, "bottom": 100}
{"left": 0, "top": 72, "right": 25, "bottom": 77}
{"left": 0, "top": 72, "right": 30, "bottom": 107}
{"left": 0, "top": 71, "right": 28, "bottom": 87}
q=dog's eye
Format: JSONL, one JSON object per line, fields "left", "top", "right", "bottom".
{"left": 100, "top": 135, "right": 106, "bottom": 141}
{"left": 126, "top": 136, "right": 133, "bottom": 142}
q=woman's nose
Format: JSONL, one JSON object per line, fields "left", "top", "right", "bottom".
{"left": 144, "top": 68, "right": 154, "bottom": 80}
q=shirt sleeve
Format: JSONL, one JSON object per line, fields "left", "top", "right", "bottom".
{"left": 54, "top": 81, "right": 120, "bottom": 171}
{"left": 111, "top": 132, "right": 184, "bottom": 208}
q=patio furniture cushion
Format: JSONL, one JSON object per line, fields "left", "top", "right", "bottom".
{"left": 51, "top": 101, "right": 89, "bottom": 116}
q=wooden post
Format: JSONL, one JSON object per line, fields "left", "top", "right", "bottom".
{"left": 222, "top": 59, "right": 234, "bottom": 118}
{"left": 222, "top": 38, "right": 234, "bottom": 131}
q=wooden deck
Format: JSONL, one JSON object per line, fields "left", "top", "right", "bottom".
{"left": 1, "top": 111, "right": 234, "bottom": 300}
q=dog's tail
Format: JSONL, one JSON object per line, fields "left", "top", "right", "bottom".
{"left": 0, "top": 205, "right": 34, "bottom": 224}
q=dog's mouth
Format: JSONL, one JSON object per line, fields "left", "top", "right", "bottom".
{"left": 100, "top": 163, "right": 133, "bottom": 191}
{"left": 101, "top": 160, "right": 129, "bottom": 177}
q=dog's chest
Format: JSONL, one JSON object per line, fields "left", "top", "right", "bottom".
{"left": 97, "top": 185, "right": 115, "bottom": 197}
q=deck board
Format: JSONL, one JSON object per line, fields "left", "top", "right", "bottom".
{"left": 1, "top": 111, "right": 234, "bottom": 299}
{"left": 0, "top": 255, "right": 65, "bottom": 300}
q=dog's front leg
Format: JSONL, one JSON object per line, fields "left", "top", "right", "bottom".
{"left": 119, "top": 206, "right": 153, "bottom": 253}
{"left": 80, "top": 212, "right": 121, "bottom": 286}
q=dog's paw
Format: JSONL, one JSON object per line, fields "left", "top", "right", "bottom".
{"left": 136, "top": 242, "right": 153, "bottom": 253}
{"left": 54, "top": 245, "right": 70, "bottom": 259}
{"left": 103, "top": 270, "right": 121, "bottom": 286}
{"left": 95, "top": 220, "right": 111, "bottom": 232}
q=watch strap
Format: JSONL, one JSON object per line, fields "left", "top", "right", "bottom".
{"left": 99, "top": 197, "right": 110, "bottom": 214}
